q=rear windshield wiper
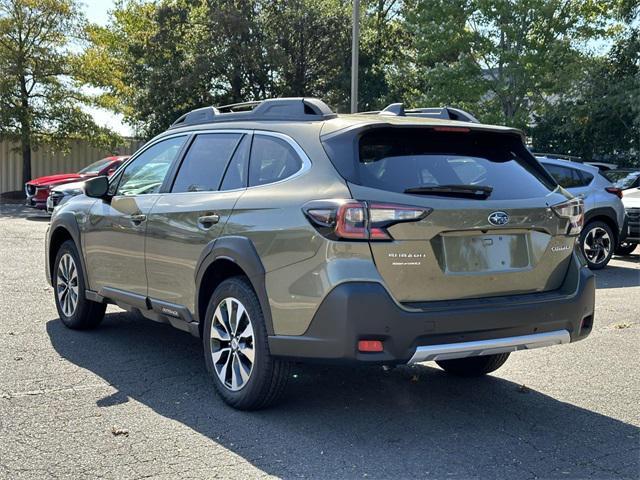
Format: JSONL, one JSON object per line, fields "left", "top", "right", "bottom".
{"left": 404, "top": 184, "right": 493, "bottom": 199}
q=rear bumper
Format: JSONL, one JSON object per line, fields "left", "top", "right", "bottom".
{"left": 268, "top": 253, "right": 595, "bottom": 364}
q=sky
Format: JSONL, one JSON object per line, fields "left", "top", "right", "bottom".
{"left": 83, "top": 0, "right": 115, "bottom": 28}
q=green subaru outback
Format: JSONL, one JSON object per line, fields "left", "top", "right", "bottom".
{"left": 46, "top": 98, "right": 595, "bottom": 409}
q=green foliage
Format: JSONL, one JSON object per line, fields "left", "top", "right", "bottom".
{"left": 82, "top": 0, "right": 354, "bottom": 137}
{"left": 0, "top": 0, "right": 121, "bottom": 183}
{"left": 76, "top": 0, "right": 637, "bottom": 161}
{"left": 398, "top": 0, "right": 620, "bottom": 129}
{"left": 532, "top": 25, "right": 639, "bottom": 164}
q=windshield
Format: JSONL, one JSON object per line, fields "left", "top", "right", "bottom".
{"left": 353, "top": 128, "right": 556, "bottom": 200}
{"left": 78, "top": 158, "right": 113, "bottom": 174}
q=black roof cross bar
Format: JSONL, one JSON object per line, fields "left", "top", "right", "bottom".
{"left": 170, "top": 97, "right": 336, "bottom": 128}
{"left": 371, "top": 103, "right": 480, "bottom": 123}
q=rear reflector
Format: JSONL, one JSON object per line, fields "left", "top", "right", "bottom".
{"left": 358, "top": 340, "right": 384, "bottom": 352}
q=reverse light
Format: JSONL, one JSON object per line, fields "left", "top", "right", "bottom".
{"left": 551, "top": 198, "right": 584, "bottom": 235}
{"left": 304, "top": 200, "right": 431, "bottom": 241}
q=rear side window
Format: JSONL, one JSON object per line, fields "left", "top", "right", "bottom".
{"left": 343, "top": 128, "right": 555, "bottom": 200}
{"left": 220, "top": 135, "right": 250, "bottom": 191}
{"left": 249, "top": 135, "right": 303, "bottom": 187}
{"left": 544, "top": 164, "right": 592, "bottom": 188}
{"left": 172, "top": 133, "right": 243, "bottom": 193}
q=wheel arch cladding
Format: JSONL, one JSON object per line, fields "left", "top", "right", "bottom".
{"left": 48, "top": 214, "right": 88, "bottom": 288}
{"left": 195, "top": 236, "right": 273, "bottom": 337}
{"left": 584, "top": 208, "right": 619, "bottom": 243}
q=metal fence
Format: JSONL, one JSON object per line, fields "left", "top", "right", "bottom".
{"left": 0, "top": 138, "right": 143, "bottom": 194}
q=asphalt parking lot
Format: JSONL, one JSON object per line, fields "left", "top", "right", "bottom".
{"left": 0, "top": 203, "right": 638, "bottom": 480}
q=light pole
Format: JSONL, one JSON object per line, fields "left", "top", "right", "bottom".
{"left": 350, "top": 0, "right": 360, "bottom": 113}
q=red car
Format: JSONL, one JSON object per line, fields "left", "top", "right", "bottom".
{"left": 25, "top": 156, "right": 128, "bottom": 210}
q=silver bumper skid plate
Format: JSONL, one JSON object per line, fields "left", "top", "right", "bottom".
{"left": 408, "top": 329, "right": 571, "bottom": 363}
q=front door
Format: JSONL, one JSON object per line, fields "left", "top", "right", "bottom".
{"left": 84, "top": 135, "right": 188, "bottom": 297}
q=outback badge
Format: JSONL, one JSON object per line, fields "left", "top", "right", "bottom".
{"left": 488, "top": 211, "right": 510, "bottom": 226}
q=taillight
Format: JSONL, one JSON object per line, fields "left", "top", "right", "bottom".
{"left": 551, "top": 198, "right": 584, "bottom": 235}
{"left": 605, "top": 187, "right": 623, "bottom": 199}
{"left": 304, "top": 200, "right": 431, "bottom": 241}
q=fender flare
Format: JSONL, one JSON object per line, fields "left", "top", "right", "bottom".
{"left": 584, "top": 207, "right": 620, "bottom": 240}
{"left": 195, "top": 236, "right": 274, "bottom": 335}
{"left": 47, "top": 213, "right": 91, "bottom": 290}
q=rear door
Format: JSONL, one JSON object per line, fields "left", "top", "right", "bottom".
{"left": 327, "top": 127, "right": 577, "bottom": 303}
{"left": 144, "top": 131, "right": 250, "bottom": 310}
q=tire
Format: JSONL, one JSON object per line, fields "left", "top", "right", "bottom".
{"left": 579, "top": 220, "right": 614, "bottom": 270}
{"left": 202, "top": 276, "right": 290, "bottom": 410}
{"left": 53, "top": 240, "right": 106, "bottom": 329}
{"left": 615, "top": 242, "right": 637, "bottom": 256}
{"left": 436, "top": 353, "right": 510, "bottom": 377}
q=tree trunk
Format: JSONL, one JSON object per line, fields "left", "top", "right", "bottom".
{"left": 21, "top": 127, "right": 32, "bottom": 187}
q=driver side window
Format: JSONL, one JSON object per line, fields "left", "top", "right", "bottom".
{"left": 115, "top": 136, "right": 187, "bottom": 196}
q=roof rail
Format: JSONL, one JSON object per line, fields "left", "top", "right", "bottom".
{"left": 170, "top": 97, "right": 336, "bottom": 128}
{"left": 371, "top": 103, "right": 480, "bottom": 123}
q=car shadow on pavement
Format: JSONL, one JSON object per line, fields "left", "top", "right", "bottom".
{"left": 0, "top": 203, "right": 49, "bottom": 220}
{"left": 596, "top": 263, "right": 640, "bottom": 289}
{"left": 47, "top": 313, "right": 639, "bottom": 479}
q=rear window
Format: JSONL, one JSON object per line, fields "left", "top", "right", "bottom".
{"left": 335, "top": 128, "right": 556, "bottom": 200}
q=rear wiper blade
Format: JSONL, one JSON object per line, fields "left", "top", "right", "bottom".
{"left": 404, "top": 184, "right": 493, "bottom": 199}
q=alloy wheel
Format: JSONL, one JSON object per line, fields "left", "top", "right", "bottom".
{"left": 56, "top": 253, "right": 79, "bottom": 317}
{"left": 583, "top": 226, "right": 611, "bottom": 265}
{"left": 210, "top": 297, "right": 255, "bottom": 391}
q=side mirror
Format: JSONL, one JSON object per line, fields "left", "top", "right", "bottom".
{"left": 85, "top": 175, "right": 110, "bottom": 199}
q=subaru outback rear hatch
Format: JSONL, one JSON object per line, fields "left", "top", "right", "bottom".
{"left": 320, "top": 122, "right": 582, "bottom": 303}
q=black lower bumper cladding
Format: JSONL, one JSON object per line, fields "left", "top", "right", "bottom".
{"left": 268, "top": 253, "right": 595, "bottom": 364}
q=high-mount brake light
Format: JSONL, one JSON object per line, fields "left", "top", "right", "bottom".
{"left": 304, "top": 200, "right": 431, "bottom": 241}
{"left": 551, "top": 198, "right": 584, "bottom": 236}
{"left": 432, "top": 126, "right": 471, "bottom": 133}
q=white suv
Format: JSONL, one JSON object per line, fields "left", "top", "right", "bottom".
{"left": 538, "top": 157, "right": 626, "bottom": 269}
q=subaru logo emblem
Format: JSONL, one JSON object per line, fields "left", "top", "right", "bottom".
{"left": 488, "top": 211, "right": 509, "bottom": 226}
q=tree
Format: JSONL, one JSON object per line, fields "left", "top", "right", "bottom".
{"left": 81, "top": 0, "right": 211, "bottom": 138}
{"left": 0, "top": 0, "right": 119, "bottom": 186}
{"left": 263, "top": 0, "right": 351, "bottom": 110}
{"left": 357, "top": 0, "right": 408, "bottom": 111}
{"left": 83, "top": 0, "right": 355, "bottom": 135}
{"left": 531, "top": 10, "right": 639, "bottom": 164}
{"left": 398, "top": 0, "right": 618, "bottom": 128}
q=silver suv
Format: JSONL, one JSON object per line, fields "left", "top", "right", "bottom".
{"left": 46, "top": 98, "right": 595, "bottom": 409}
{"left": 537, "top": 157, "right": 625, "bottom": 269}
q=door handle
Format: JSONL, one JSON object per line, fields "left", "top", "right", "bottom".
{"left": 128, "top": 214, "right": 147, "bottom": 224}
{"left": 198, "top": 214, "right": 220, "bottom": 228}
